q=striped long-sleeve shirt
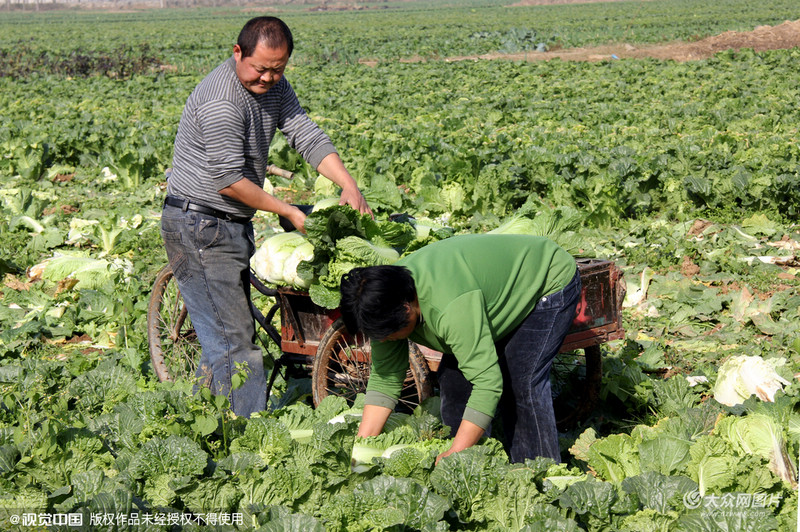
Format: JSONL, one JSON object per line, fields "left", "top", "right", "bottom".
{"left": 167, "top": 56, "right": 337, "bottom": 218}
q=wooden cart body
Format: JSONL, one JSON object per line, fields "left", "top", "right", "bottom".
{"left": 278, "top": 290, "right": 342, "bottom": 359}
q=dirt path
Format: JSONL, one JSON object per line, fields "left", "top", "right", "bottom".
{"left": 368, "top": 19, "right": 800, "bottom": 64}
{"left": 453, "top": 19, "right": 800, "bottom": 62}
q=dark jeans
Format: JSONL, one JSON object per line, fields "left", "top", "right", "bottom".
{"left": 437, "top": 269, "right": 581, "bottom": 463}
{"left": 160, "top": 203, "right": 266, "bottom": 417}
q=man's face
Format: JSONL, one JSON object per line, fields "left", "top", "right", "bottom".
{"left": 233, "top": 42, "right": 289, "bottom": 95}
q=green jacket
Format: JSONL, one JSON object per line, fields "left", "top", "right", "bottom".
{"left": 365, "top": 233, "right": 577, "bottom": 430}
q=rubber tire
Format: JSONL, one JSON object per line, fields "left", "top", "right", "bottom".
{"left": 147, "top": 265, "right": 201, "bottom": 382}
{"left": 311, "top": 318, "right": 433, "bottom": 412}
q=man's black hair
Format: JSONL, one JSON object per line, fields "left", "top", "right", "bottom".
{"left": 339, "top": 265, "right": 417, "bottom": 340}
{"left": 237, "top": 16, "right": 294, "bottom": 58}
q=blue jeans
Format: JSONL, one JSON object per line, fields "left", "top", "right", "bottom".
{"left": 437, "top": 269, "right": 581, "bottom": 463}
{"left": 160, "top": 203, "right": 266, "bottom": 417}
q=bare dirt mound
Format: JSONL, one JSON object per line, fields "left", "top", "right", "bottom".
{"left": 445, "top": 19, "right": 800, "bottom": 63}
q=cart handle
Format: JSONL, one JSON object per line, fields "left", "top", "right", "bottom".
{"left": 267, "top": 165, "right": 294, "bottom": 180}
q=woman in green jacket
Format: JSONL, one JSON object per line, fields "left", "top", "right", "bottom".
{"left": 339, "top": 233, "right": 580, "bottom": 464}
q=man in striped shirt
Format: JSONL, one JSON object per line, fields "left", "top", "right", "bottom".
{"left": 161, "top": 16, "right": 371, "bottom": 417}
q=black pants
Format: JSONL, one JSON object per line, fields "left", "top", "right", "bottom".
{"left": 437, "top": 270, "right": 581, "bottom": 463}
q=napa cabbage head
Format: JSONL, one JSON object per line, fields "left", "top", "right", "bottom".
{"left": 488, "top": 206, "right": 584, "bottom": 255}
{"left": 251, "top": 232, "right": 312, "bottom": 287}
{"left": 713, "top": 355, "right": 790, "bottom": 406}
{"left": 410, "top": 217, "right": 454, "bottom": 241}
{"left": 312, "top": 197, "right": 341, "bottom": 212}
{"left": 351, "top": 425, "right": 418, "bottom": 473}
{"left": 350, "top": 411, "right": 452, "bottom": 474}
{"left": 29, "top": 252, "right": 133, "bottom": 289}
{"left": 283, "top": 241, "right": 314, "bottom": 289}
{"left": 715, "top": 413, "right": 797, "bottom": 487}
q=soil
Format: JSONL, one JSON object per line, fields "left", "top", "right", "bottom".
{"left": 431, "top": 18, "right": 800, "bottom": 63}
{"left": 680, "top": 255, "right": 700, "bottom": 277}
{"left": 687, "top": 219, "right": 715, "bottom": 238}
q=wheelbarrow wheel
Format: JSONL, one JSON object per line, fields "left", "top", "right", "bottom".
{"left": 311, "top": 318, "right": 433, "bottom": 413}
{"left": 551, "top": 345, "right": 603, "bottom": 431}
{"left": 147, "top": 265, "right": 201, "bottom": 382}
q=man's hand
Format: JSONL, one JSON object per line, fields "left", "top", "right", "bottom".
{"left": 339, "top": 184, "right": 371, "bottom": 216}
{"left": 286, "top": 206, "right": 307, "bottom": 233}
{"left": 317, "top": 153, "right": 373, "bottom": 217}
{"left": 220, "top": 153, "right": 372, "bottom": 224}
{"left": 219, "top": 179, "right": 307, "bottom": 232}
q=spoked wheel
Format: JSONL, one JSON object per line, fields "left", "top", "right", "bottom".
{"left": 311, "top": 318, "right": 433, "bottom": 413}
{"left": 551, "top": 345, "right": 602, "bottom": 431}
{"left": 147, "top": 265, "right": 201, "bottom": 382}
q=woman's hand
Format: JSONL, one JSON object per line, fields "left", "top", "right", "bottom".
{"left": 434, "top": 419, "right": 486, "bottom": 465}
{"left": 435, "top": 448, "right": 457, "bottom": 465}
{"left": 356, "top": 404, "right": 392, "bottom": 438}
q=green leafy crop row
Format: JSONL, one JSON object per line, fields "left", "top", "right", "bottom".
{"left": 2, "top": 0, "right": 799, "bottom": 68}
{"left": 0, "top": 1, "right": 798, "bottom": 529}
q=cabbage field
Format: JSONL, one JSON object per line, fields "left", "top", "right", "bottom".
{"left": 1, "top": 0, "right": 799, "bottom": 529}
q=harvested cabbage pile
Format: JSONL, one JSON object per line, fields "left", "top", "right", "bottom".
{"left": 487, "top": 204, "right": 584, "bottom": 254}
{"left": 251, "top": 198, "right": 581, "bottom": 309}
{"left": 297, "top": 205, "right": 421, "bottom": 308}
{"left": 253, "top": 201, "right": 583, "bottom": 308}
{"left": 252, "top": 204, "right": 450, "bottom": 307}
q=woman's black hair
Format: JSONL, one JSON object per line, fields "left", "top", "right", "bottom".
{"left": 339, "top": 265, "right": 417, "bottom": 340}
{"left": 237, "top": 16, "right": 294, "bottom": 58}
